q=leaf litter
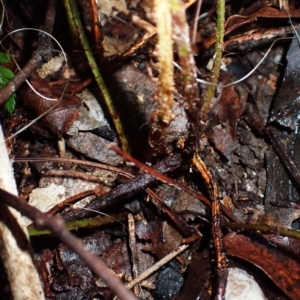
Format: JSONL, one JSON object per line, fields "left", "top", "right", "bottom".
{"left": 3, "top": 0, "right": 300, "bottom": 299}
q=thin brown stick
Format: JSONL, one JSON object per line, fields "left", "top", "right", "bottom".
{"left": 126, "top": 244, "right": 189, "bottom": 290}
{"left": 128, "top": 213, "right": 140, "bottom": 296}
{"left": 14, "top": 156, "right": 131, "bottom": 178}
{"left": 40, "top": 186, "right": 104, "bottom": 216}
{"left": 0, "top": 188, "right": 137, "bottom": 300}
{"left": 0, "top": 53, "right": 42, "bottom": 105}
{"left": 44, "top": 168, "right": 107, "bottom": 184}
{"left": 192, "top": 153, "right": 227, "bottom": 299}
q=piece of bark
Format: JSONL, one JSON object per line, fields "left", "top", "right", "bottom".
{"left": 0, "top": 124, "right": 44, "bottom": 300}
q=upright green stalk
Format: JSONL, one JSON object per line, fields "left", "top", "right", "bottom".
{"left": 63, "top": 0, "right": 129, "bottom": 152}
{"left": 202, "top": 0, "right": 225, "bottom": 120}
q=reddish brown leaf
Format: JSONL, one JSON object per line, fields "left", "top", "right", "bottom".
{"left": 143, "top": 222, "right": 182, "bottom": 260}
{"left": 136, "top": 219, "right": 164, "bottom": 245}
{"left": 225, "top": 7, "right": 300, "bottom": 36}
{"left": 203, "top": 7, "right": 300, "bottom": 51}
{"left": 211, "top": 71, "right": 248, "bottom": 138}
{"left": 20, "top": 72, "right": 81, "bottom": 137}
{"left": 224, "top": 232, "right": 300, "bottom": 300}
{"left": 207, "top": 71, "right": 248, "bottom": 158}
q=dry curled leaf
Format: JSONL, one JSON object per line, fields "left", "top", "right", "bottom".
{"left": 20, "top": 72, "right": 81, "bottom": 137}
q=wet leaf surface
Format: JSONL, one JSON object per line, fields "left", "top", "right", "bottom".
{"left": 224, "top": 232, "right": 300, "bottom": 300}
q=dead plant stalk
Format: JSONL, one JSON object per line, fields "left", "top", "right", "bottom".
{"left": 154, "top": 0, "right": 174, "bottom": 126}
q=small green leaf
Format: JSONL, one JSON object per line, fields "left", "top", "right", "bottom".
{"left": 4, "top": 93, "right": 16, "bottom": 114}
{"left": 0, "top": 66, "right": 14, "bottom": 80}
{"left": 0, "top": 52, "right": 11, "bottom": 64}
{"left": 0, "top": 74, "right": 9, "bottom": 87}
{"left": 0, "top": 52, "right": 16, "bottom": 114}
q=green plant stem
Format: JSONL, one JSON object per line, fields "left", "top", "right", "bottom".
{"left": 223, "top": 222, "right": 300, "bottom": 240}
{"left": 202, "top": 0, "right": 225, "bottom": 120}
{"left": 61, "top": 0, "right": 77, "bottom": 39}
{"left": 28, "top": 213, "right": 126, "bottom": 237}
{"left": 63, "top": 0, "right": 129, "bottom": 152}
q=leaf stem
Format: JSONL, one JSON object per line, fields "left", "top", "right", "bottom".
{"left": 63, "top": 0, "right": 130, "bottom": 152}
{"left": 202, "top": 0, "right": 225, "bottom": 120}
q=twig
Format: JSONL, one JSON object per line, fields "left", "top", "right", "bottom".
{"left": 0, "top": 52, "right": 42, "bottom": 105}
{"left": 0, "top": 188, "right": 137, "bottom": 300}
{"left": 192, "top": 153, "right": 227, "bottom": 299}
{"left": 62, "top": 0, "right": 129, "bottom": 152}
{"left": 0, "top": 124, "right": 44, "bottom": 299}
{"left": 128, "top": 213, "right": 140, "bottom": 296}
{"left": 44, "top": 168, "right": 107, "bottom": 184}
{"left": 14, "top": 156, "right": 132, "bottom": 177}
{"left": 222, "top": 221, "right": 300, "bottom": 240}
{"left": 126, "top": 244, "right": 189, "bottom": 290}
{"left": 88, "top": 0, "right": 104, "bottom": 63}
